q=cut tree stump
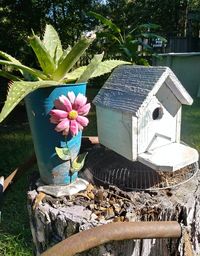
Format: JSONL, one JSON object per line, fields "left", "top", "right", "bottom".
{"left": 27, "top": 145, "right": 200, "bottom": 256}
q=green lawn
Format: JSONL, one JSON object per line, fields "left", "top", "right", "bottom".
{"left": 0, "top": 129, "right": 34, "bottom": 256}
{"left": 182, "top": 98, "right": 200, "bottom": 151}
{"left": 0, "top": 95, "right": 199, "bottom": 255}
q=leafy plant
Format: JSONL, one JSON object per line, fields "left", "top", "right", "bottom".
{"left": 89, "top": 11, "right": 167, "bottom": 65}
{"left": 0, "top": 24, "right": 130, "bottom": 122}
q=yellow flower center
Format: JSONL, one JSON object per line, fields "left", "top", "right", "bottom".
{"left": 68, "top": 110, "right": 78, "bottom": 120}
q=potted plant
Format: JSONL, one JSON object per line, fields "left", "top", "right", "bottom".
{"left": 0, "top": 24, "right": 130, "bottom": 185}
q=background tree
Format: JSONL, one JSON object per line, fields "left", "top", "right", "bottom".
{"left": 0, "top": 0, "right": 200, "bottom": 68}
{"left": 89, "top": 11, "right": 167, "bottom": 64}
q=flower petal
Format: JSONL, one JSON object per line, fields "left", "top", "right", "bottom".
{"left": 78, "top": 123, "right": 83, "bottom": 131}
{"left": 50, "top": 116, "right": 60, "bottom": 124}
{"left": 54, "top": 97, "right": 65, "bottom": 111}
{"left": 62, "top": 126, "right": 70, "bottom": 136}
{"left": 69, "top": 120, "right": 79, "bottom": 136}
{"left": 76, "top": 116, "right": 89, "bottom": 127}
{"left": 55, "top": 118, "right": 69, "bottom": 132}
{"left": 49, "top": 109, "right": 68, "bottom": 119}
{"left": 54, "top": 95, "right": 72, "bottom": 112}
{"left": 67, "top": 91, "right": 76, "bottom": 104}
{"left": 74, "top": 93, "right": 87, "bottom": 109}
{"left": 77, "top": 103, "right": 91, "bottom": 116}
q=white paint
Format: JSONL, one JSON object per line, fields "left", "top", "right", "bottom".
{"left": 166, "top": 75, "right": 193, "bottom": 105}
{"left": 136, "top": 68, "right": 192, "bottom": 118}
{"left": 136, "top": 68, "right": 170, "bottom": 118}
{"left": 131, "top": 116, "right": 138, "bottom": 160}
{"left": 138, "top": 143, "right": 199, "bottom": 171}
{"left": 95, "top": 67, "right": 196, "bottom": 172}
{"left": 156, "top": 82, "right": 182, "bottom": 143}
{"left": 37, "top": 178, "right": 89, "bottom": 197}
{"left": 176, "top": 107, "right": 182, "bottom": 143}
{"left": 137, "top": 93, "right": 178, "bottom": 154}
{"left": 96, "top": 106, "right": 137, "bottom": 161}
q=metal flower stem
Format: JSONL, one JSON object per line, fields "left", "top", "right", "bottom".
{"left": 64, "top": 135, "right": 73, "bottom": 183}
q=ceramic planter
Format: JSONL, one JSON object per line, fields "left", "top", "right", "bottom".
{"left": 25, "top": 83, "right": 86, "bottom": 185}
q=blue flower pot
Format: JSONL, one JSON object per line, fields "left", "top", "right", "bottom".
{"left": 25, "top": 83, "right": 86, "bottom": 185}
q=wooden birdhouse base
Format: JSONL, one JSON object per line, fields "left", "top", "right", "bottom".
{"left": 138, "top": 142, "right": 199, "bottom": 172}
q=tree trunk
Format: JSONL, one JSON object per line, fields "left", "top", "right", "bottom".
{"left": 27, "top": 146, "right": 200, "bottom": 256}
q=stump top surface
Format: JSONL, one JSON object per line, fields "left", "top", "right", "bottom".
{"left": 80, "top": 144, "right": 198, "bottom": 191}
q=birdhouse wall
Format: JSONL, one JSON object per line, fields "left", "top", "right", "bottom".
{"left": 137, "top": 82, "right": 182, "bottom": 154}
{"left": 156, "top": 81, "right": 182, "bottom": 143}
{"left": 96, "top": 106, "right": 138, "bottom": 161}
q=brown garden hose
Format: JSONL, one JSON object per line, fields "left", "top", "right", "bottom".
{"left": 41, "top": 221, "right": 182, "bottom": 256}
{"left": 3, "top": 153, "right": 37, "bottom": 192}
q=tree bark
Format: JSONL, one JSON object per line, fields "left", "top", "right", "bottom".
{"left": 27, "top": 146, "right": 200, "bottom": 256}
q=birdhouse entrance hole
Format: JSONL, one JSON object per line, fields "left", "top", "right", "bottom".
{"left": 152, "top": 107, "right": 163, "bottom": 120}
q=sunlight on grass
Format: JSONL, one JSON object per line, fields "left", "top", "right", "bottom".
{"left": 0, "top": 129, "right": 34, "bottom": 256}
{"left": 182, "top": 98, "right": 200, "bottom": 151}
{"left": 0, "top": 232, "right": 32, "bottom": 256}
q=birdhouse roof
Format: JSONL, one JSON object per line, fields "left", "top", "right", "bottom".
{"left": 93, "top": 65, "right": 193, "bottom": 117}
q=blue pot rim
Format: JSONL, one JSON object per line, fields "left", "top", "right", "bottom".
{"left": 55, "top": 82, "right": 87, "bottom": 87}
{"left": 27, "top": 82, "right": 87, "bottom": 94}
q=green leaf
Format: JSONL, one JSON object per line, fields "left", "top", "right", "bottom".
{"left": 128, "top": 39, "right": 140, "bottom": 45}
{"left": 89, "top": 11, "right": 121, "bottom": 33}
{"left": 64, "top": 66, "right": 87, "bottom": 83}
{"left": 52, "top": 35, "right": 95, "bottom": 81}
{"left": 97, "top": 31, "right": 121, "bottom": 44}
{"left": 29, "top": 34, "right": 56, "bottom": 75}
{"left": 71, "top": 152, "right": 88, "bottom": 174}
{"left": 138, "top": 23, "right": 161, "bottom": 31}
{"left": 0, "top": 50, "right": 30, "bottom": 79}
{"left": 0, "top": 69, "right": 22, "bottom": 81}
{"left": 58, "top": 46, "right": 72, "bottom": 65}
{"left": 121, "top": 47, "right": 134, "bottom": 59}
{"left": 0, "top": 50, "right": 22, "bottom": 65}
{"left": 66, "top": 59, "right": 130, "bottom": 83}
{"left": 90, "top": 60, "right": 131, "bottom": 79}
{"left": 0, "top": 80, "right": 60, "bottom": 122}
{"left": 140, "top": 33, "right": 167, "bottom": 42}
{"left": 43, "top": 24, "right": 63, "bottom": 64}
{"left": 136, "top": 58, "right": 150, "bottom": 66}
{"left": 0, "top": 60, "right": 48, "bottom": 80}
{"left": 77, "top": 53, "right": 104, "bottom": 83}
{"left": 55, "top": 147, "right": 71, "bottom": 160}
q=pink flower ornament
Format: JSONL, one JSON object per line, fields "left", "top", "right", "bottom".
{"left": 49, "top": 92, "right": 91, "bottom": 136}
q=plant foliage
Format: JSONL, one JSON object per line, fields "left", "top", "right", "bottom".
{"left": 89, "top": 11, "right": 167, "bottom": 65}
{"left": 0, "top": 24, "right": 130, "bottom": 122}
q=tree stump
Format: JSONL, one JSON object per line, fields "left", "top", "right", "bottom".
{"left": 27, "top": 145, "right": 200, "bottom": 256}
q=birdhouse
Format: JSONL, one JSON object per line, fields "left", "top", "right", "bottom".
{"left": 93, "top": 65, "right": 199, "bottom": 172}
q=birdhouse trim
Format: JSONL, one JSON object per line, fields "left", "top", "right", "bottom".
{"left": 93, "top": 65, "right": 198, "bottom": 172}
{"left": 93, "top": 65, "right": 193, "bottom": 118}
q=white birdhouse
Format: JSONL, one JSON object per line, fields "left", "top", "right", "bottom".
{"left": 93, "top": 65, "right": 199, "bottom": 172}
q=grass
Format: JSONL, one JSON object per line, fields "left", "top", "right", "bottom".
{"left": 0, "top": 129, "right": 34, "bottom": 256}
{"left": 0, "top": 93, "right": 199, "bottom": 255}
{"left": 182, "top": 98, "right": 200, "bottom": 150}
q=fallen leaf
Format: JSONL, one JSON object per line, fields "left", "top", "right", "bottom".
{"left": 33, "top": 192, "right": 46, "bottom": 210}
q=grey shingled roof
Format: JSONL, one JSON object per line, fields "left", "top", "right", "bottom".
{"left": 93, "top": 65, "right": 179, "bottom": 116}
